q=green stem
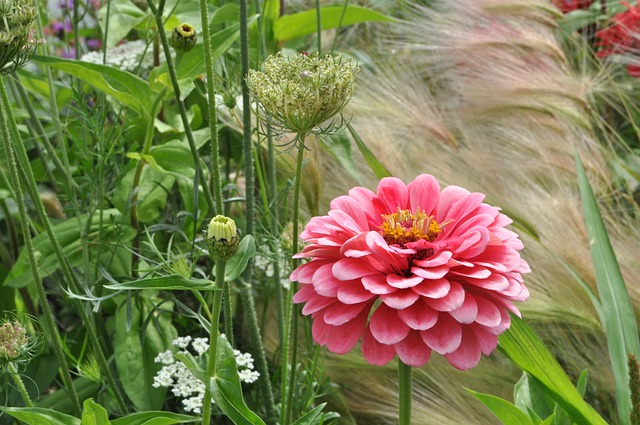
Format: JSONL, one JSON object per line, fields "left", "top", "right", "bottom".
{"left": 0, "top": 78, "right": 129, "bottom": 414}
{"left": 198, "top": 0, "right": 223, "bottom": 214}
{"left": 9, "top": 363, "right": 33, "bottom": 408}
{"left": 146, "top": 0, "right": 216, "bottom": 214}
{"left": 223, "top": 280, "right": 234, "bottom": 346}
{"left": 240, "top": 283, "right": 277, "bottom": 423}
{"left": 202, "top": 260, "right": 226, "bottom": 425}
{"left": 282, "top": 133, "right": 306, "bottom": 425}
{"left": 0, "top": 78, "right": 81, "bottom": 416}
{"left": 239, "top": 0, "right": 254, "bottom": 239}
{"left": 398, "top": 360, "right": 413, "bottom": 425}
{"left": 315, "top": 0, "right": 322, "bottom": 54}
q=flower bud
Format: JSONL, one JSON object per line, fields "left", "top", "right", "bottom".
{"left": 171, "top": 23, "right": 197, "bottom": 53}
{"left": 246, "top": 52, "right": 359, "bottom": 134}
{"left": 204, "top": 215, "right": 240, "bottom": 261}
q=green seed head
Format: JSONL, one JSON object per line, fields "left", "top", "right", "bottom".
{"left": 0, "top": 317, "right": 39, "bottom": 368}
{"left": 0, "top": 0, "right": 38, "bottom": 74}
{"left": 204, "top": 215, "right": 240, "bottom": 261}
{"left": 247, "top": 52, "right": 359, "bottom": 134}
{"left": 171, "top": 23, "right": 197, "bottom": 52}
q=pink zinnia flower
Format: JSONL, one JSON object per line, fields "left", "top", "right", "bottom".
{"left": 291, "top": 175, "right": 529, "bottom": 370}
{"left": 595, "top": 2, "right": 640, "bottom": 77}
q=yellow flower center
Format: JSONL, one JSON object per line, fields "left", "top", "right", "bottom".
{"left": 379, "top": 209, "right": 445, "bottom": 246}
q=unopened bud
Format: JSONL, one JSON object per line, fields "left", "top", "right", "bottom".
{"left": 204, "top": 215, "right": 240, "bottom": 261}
{"left": 171, "top": 23, "right": 197, "bottom": 52}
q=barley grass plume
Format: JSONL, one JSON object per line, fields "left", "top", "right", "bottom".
{"left": 306, "top": 0, "right": 640, "bottom": 423}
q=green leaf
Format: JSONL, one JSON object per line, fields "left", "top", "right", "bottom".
{"left": 498, "top": 316, "right": 607, "bottom": 425}
{"left": 111, "top": 411, "right": 199, "bottom": 425}
{"left": 32, "top": 56, "right": 157, "bottom": 116}
{"left": 4, "top": 209, "right": 135, "bottom": 288}
{"left": 81, "top": 399, "right": 111, "bottom": 425}
{"left": 98, "top": 0, "right": 148, "bottom": 47}
{"left": 346, "top": 123, "right": 391, "bottom": 179}
{"left": 112, "top": 165, "right": 175, "bottom": 223}
{"left": 514, "top": 373, "right": 552, "bottom": 421}
{"left": 274, "top": 5, "right": 394, "bottom": 41}
{"left": 468, "top": 389, "right": 536, "bottom": 425}
{"left": 291, "top": 403, "right": 329, "bottom": 425}
{"left": 114, "top": 294, "right": 177, "bottom": 411}
{"left": 225, "top": 235, "right": 256, "bottom": 282}
{"left": 1, "top": 407, "right": 81, "bottom": 425}
{"left": 37, "top": 378, "right": 101, "bottom": 414}
{"left": 576, "top": 152, "right": 640, "bottom": 425}
{"left": 105, "top": 274, "right": 215, "bottom": 291}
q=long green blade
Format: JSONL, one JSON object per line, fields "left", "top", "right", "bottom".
{"left": 576, "top": 152, "right": 639, "bottom": 425}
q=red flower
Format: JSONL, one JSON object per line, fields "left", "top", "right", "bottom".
{"left": 552, "top": 0, "right": 594, "bottom": 14}
{"left": 596, "top": 2, "right": 640, "bottom": 77}
{"left": 291, "top": 175, "right": 529, "bottom": 370}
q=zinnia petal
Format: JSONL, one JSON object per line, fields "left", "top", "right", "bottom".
{"left": 444, "top": 327, "right": 482, "bottom": 370}
{"left": 369, "top": 304, "right": 411, "bottom": 345}
{"left": 362, "top": 326, "right": 396, "bottom": 366}
{"left": 420, "top": 314, "right": 462, "bottom": 354}
{"left": 395, "top": 331, "right": 431, "bottom": 367}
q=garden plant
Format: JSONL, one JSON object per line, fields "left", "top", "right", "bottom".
{"left": 1, "top": 0, "right": 640, "bottom": 424}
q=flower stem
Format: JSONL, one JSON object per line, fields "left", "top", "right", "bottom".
{"left": 282, "top": 133, "right": 307, "bottom": 425}
{"left": 398, "top": 360, "right": 413, "bottom": 425}
{"left": 0, "top": 78, "right": 81, "bottom": 416}
{"left": 202, "top": 260, "right": 226, "bottom": 425}
{"left": 146, "top": 0, "right": 216, "bottom": 214}
{"left": 198, "top": 0, "right": 223, "bottom": 214}
{"left": 8, "top": 363, "right": 33, "bottom": 407}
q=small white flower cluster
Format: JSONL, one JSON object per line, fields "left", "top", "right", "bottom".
{"left": 152, "top": 335, "right": 259, "bottom": 413}
{"left": 80, "top": 39, "right": 154, "bottom": 72}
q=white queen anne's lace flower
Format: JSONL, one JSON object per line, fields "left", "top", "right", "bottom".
{"left": 152, "top": 335, "right": 260, "bottom": 413}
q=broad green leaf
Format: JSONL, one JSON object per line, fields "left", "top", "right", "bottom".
{"left": 32, "top": 55, "right": 157, "bottom": 116}
{"left": 468, "top": 389, "right": 535, "bottom": 425}
{"left": 274, "top": 5, "right": 394, "bottom": 41}
{"left": 514, "top": 373, "right": 551, "bottom": 421}
{"left": 209, "top": 336, "right": 266, "bottom": 425}
{"left": 111, "top": 411, "right": 199, "bottom": 425}
{"left": 576, "top": 152, "right": 639, "bottom": 425}
{"left": 1, "top": 407, "right": 81, "bottom": 425}
{"left": 498, "top": 316, "right": 607, "bottom": 425}
{"left": 37, "top": 378, "right": 101, "bottom": 414}
{"left": 175, "top": 335, "right": 265, "bottom": 425}
{"left": 81, "top": 399, "right": 111, "bottom": 425}
{"left": 225, "top": 235, "right": 256, "bottom": 282}
{"left": 291, "top": 403, "right": 329, "bottom": 425}
{"left": 346, "top": 123, "right": 391, "bottom": 179}
{"left": 112, "top": 165, "right": 175, "bottom": 223}
{"left": 105, "top": 274, "right": 215, "bottom": 291}
{"left": 98, "top": 0, "right": 148, "bottom": 47}
{"left": 5, "top": 210, "right": 135, "bottom": 288}
{"left": 114, "top": 294, "right": 177, "bottom": 411}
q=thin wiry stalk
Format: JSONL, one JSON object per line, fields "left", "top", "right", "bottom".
{"left": 146, "top": 0, "right": 216, "bottom": 214}
{"left": 198, "top": 0, "right": 223, "bottom": 214}
{"left": 282, "top": 134, "right": 306, "bottom": 425}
